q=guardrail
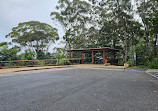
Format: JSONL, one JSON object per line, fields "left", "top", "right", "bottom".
{"left": 0, "top": 58, "right": 81, "bottom": 69}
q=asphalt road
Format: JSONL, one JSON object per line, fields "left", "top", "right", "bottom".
{"left": 0, "top": 68, "right": 158, "bottom": 111}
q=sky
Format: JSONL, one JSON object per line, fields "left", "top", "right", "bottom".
{"left": 0, "top": 0, "right": 140, "bottom": 52}
{"left": 0, "top": 0, "right": 64, "bottom": 51}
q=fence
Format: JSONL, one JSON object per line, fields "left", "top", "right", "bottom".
{"left": 0, "top": 58, "right": 81, "bottom": 69}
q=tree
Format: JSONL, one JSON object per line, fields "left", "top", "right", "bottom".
{"left": 99, "top": 20, "right": 121, "bottom": 48}
{"left": 6, "top": 21, "right": 59, "bottom": 59}
{"left": 51, "top": 0, "right": 92, "bottom": 49}
{"left": 0, "top": 46, "right": 21, "bottom": 61}
{"left": 135, "top": 0, "right": 158, "bottom": 57}
{"left": 21, "top": 49, "right": 35, "bottom": 60}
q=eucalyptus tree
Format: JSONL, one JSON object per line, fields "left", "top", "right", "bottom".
{"left": 147, "top": 0, "right": 158, "bottom": 57}
{"left": 98, "top": 0, "right": 134, "bottom": 62}
{"left": 6, "top": 21, "right": 59, "bottom": 59}
{"left": 127, "top": 20, "right": 144, "bottom": 46}
{"left": 135, "top": 0, "right": 151, "bottom": 46}
{"left": 135, "top": 0, "right": 158, "bottom": 57}
{"left": 51, "top": 0, "right": 93, "bottom": 49}
{"left": 99, "top": 20, "right": 121, "bottom": 48}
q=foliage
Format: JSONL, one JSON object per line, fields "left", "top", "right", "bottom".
{"left": 0, "top": 42, "right": 9, "bottom": 47}
{"left": 128, "top": 39, "right": 148, "bottom": 66}
{"left": 52, "top": 47, "right": 67, "bottom": 59}
{"left": 0, "top": 46, "right": 21, "bottom": 61}
{"left": 36, "top": 50, "right": 45, "bottom": 60}
{"left": 21, "top": 49, "right": 35, "bottom": 60}
{"left": 146, "top": 58, "right": 158, "bottom": 69}
{"left": 118, "top": 60, "right": 124, "bottom": 66}
{"left": 51, "top": 53, "right": 67, "bottom": 59}
{"left": 56, "top": 59, "right": 71, "bottom": 65}
{"left": 6, "top": 21, "right": 59, "bottom": 57}
{"left": 51, "top": 0, "right": 93, "bottom": 49}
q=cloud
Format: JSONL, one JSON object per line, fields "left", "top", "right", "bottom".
{"left": 0, "top": 0, "right": 65, "bottom": 50}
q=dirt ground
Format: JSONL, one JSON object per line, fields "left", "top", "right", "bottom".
{"left": 0, "top": 64, "right": 125, "bottom": 74}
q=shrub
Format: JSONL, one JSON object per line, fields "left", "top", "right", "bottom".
{"left": 128, "top": 39, "right": 149, "bottom": 66}
{"left": 56, "top": 59, "right": 71, "bottom": 65}
{"left": 127, "top": 59, "right": 135, "bottom": 66}
{"left": 146, "top": 58, "right": 158, "bottom": 69}
{"left": 118, "top": 59, "right": 124, "bottom": 66}
{"left": 3, "top": 63, "right": 16, "bottom": 68}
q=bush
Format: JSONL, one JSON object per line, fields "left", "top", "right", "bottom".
{"left": 146, "top": 58, "right": 158, "bottom": 69}
{"left": 3, "top": 63, "right": 15, "bottom": 68}
{"left": 128, "top": 39, "right": 149, "bottom": 66}
{"left": 56, "top": 59, "right": 71, "bottom": 65}
{"left": 127, "top": 59, "right": 135, "bottom": 66}
{"left": 118, "top": 59, "right": 124, "bottom": 66}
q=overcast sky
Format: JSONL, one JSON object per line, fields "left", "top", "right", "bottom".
{"left": 0, "top": 0, "right": 139, "bottom": 52}
{"left": 0, "top": 0, "right": 64, "bottom": 51}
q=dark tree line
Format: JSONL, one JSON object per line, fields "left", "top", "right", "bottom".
{"left": 1, "top": 0, "right": 158, "bottom": 68}
{"left": 51, "top": 0, "right": 158, "bottom": 67}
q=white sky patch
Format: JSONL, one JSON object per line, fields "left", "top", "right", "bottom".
{"left": 0, "top": 0, "right": 65, "bottom": 52}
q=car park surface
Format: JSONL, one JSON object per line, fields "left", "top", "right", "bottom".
{"left": 0, "top": 68, "right": 158, "bottom": 111}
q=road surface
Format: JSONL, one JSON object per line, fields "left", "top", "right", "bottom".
{"left": 0, "top": 68, "right": 158, "bottom": 111}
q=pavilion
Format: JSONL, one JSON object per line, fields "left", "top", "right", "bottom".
{"left": 67, "top": 47, "right": 119, "bottom": 65}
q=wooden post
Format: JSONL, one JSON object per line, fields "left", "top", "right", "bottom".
{"left": 30, "top": 62, "right": 33, "bottom": 67}
{"left": 92, "top": 51, "right": 94, "bottom": 64}
{"left": 16, "top": 62, "right": 18, "bottom": 68}
{"left": 0, "top": 63, "right": 1, "bottom": 69}
{"left": 72, "top": 59, "right": 73, "bottom": 65}
{"left": 103, "top": 50, "right": 106, "bottom": 64}
{"left": 64, "top": 60, "right": 65, "bottom": 65}
{"left": 44, "top": 60, "right": 46, "bottom": 66}
{"left": 69, "top": 52, "right": 72, "bottom": 58}
{"left": 81, "top": 52, "right": 84, "bottom": 64}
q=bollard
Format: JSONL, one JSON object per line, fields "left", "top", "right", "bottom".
{"left": 105, "top": 59, "right": 107, "bottom": 64}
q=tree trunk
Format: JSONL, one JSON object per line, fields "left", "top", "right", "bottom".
{"left": 125, "top": 35, "right": 128, "bottom": 63}
{"left": 153, "top": 35, "right": 157, "bottom": 57}
{"left": 122, "top": 18, "right": 128, "bottom": 63}
{"left": 145, "top": 25, "right": 149, "bottom": 47}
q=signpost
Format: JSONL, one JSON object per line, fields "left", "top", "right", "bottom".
{"left": 134, "top": 52, "right": 136, "bottom": 66}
